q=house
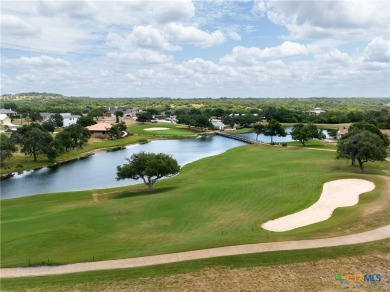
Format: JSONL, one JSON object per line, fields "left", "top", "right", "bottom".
{"left": 336, "top": 128, "right": 349, "bottom": 139}
{"left": 86, "top": 122, "right": 113, "bottom": 136}
{"left": 211, "top": 121, "right": 226, "bottom": 130}
{"left": 61, "top": 113, "right": 80, "bottom": 127}
{"left": 0, "top": 108, "right": 17, "bottom": 117}
{"left": 309, "top": 108, "right": 326, "bottom": 115}
{"left": 105, "top": 107, "right": 142, "bottom": 118}
{"left": 40, "top": 112, "right": 53, "bottom": 122}
{"left": 336, "top": 128, "right": 390, "bottom": 140}
{"left": 0, "top": 114, "right": 11, "bottom": 125}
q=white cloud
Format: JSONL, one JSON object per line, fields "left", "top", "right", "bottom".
{"left": 1, "top": 14, "right": 40, "bottom": 37}
{"left": 228, "top": 31, "right": 241, "bottom": 41}
{"left": 267, "top": 0, "right": 390, "bottom": 40}
{"left": 221, "top": 41, "right": 308, "bottom": 65}
{"left": 165, "top": 23, "right": 225, "bottom": 48}
{"left": 363, "top": 37, "right": 390, "bottom": 63}
{"left": 107, "top": 50, "right": 173, "bottom": 64}
{"left": 317, "top": 49, "right": 352, "bottom": 65}
{"left": 107, "top": 26, "right": 181, "bottom": 52}
{"left": 5, "top": 55, "right": 70, "bottom": 67}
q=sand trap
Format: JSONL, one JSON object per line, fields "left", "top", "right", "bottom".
{"left": 144, "top": 127, "right": 170, "bottom": 131}
{"left": 262, "top": 179, "right": 375, "bottom": 232}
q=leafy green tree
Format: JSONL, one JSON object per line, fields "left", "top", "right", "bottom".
{"left": 62, "top": 124, "right": 91, "bottom": 148}
{"left": 212, "top": 108, "right": 225, "bottom": 118}
{"left": 194, "top": 115, "right": 212, "bottom": 130}
{"left": 0, "top": 134, "right": 17, "bottom": 164}
{"left": 137, "top": 112, "right": 152, "bottom": 123}
{"left": 290, "top": 123, "right": 324, "bottom": 145}
{"left": 347, "top": 121, "right": 389, "bottom": 146}
{"left": 54, "top": 131, "right": 73, "bottom": 152}
{"left": 29, "top": 111, "right": 43, "bottom": 122}
{"left": 114, "top": 110, "right": 124, "bottom": 123}
{"left": 41, "top": 121, "right": 55, "bottom": 133}
{"left": 253, "top": 124, "right": 265, "bottom": 141}
{"left": 11, "top": 124, "right": 53, "bottom": 161}
{"left": 264, "top": 119, "right": 286, "bottom": 144}
{"left": 117, "top": 152, "right": 180, "bottom": 191}
{"left": 49, "top": 113, "right": 64, "bottom": 127}
{"left": 77, "top": 115, "right": 97, "bottom": 127}
{"left": 337, "top": 130, "right": 387, "bottom": 173}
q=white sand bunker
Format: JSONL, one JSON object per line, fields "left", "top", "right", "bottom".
{"left": 144, "top": 127, "right": 170, "bottom": 131}
{"left": 262, "top": 179, "right": 375, "bottom": 232}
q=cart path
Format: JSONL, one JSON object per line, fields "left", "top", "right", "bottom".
{"left": 1, "top": 225, "right": 389, "bottom": 278}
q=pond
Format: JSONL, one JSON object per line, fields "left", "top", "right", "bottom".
{"left": 1, "top": 136, "right": 246, "bottom": 199}
{"left": 1, "top": 128, "right": 330, "bottom": 199}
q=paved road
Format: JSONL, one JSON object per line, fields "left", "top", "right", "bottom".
{"left": 1, "top": 225, "right": 389, "bottom": 278}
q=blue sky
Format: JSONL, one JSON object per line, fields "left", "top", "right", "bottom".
{"left": 1, "top": 0, "right": 389, "bottom": 98}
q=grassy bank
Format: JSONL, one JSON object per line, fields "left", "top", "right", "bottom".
{"left": 0, "top": 123, "right": 197, "bottom": 175}
{"left": 1, "top": 239, "right": 388, "bottom": 291}
{"left": 2, "top": 145, "right": 389, "bottom": 268}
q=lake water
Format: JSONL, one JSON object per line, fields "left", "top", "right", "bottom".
{"left": 1, "top": 127, "right": 330, "bottom": 199}
{"left": 1, "top": 136, "right": 246, "bottom": 199}
{"left": 240, "top": 127, "right": 330, "bottom": 142}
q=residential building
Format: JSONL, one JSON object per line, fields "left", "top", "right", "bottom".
{"left": 309, "top": 108, "right": 326, "bottom": 115}
{"left": 0, "top": 108, "right": 17, "bottom": 117}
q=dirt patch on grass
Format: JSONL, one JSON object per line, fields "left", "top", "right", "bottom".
{"left": 21, "top": 255, "right": 389, "bottom": 292}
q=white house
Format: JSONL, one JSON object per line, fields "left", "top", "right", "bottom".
{"left": 0, "top": 114, "right": 11, "bottom": 125}
{"left": 61, "top": 113, "right": 80, "bottom": 127}
{"left": 309, "top": 108, "right": 326, "bottom": 115}
{"left": 0, "top": 108, "right": 17, "bottom": 117}
{"left": 211, "top": 120, "right": 226, "bottom": 130}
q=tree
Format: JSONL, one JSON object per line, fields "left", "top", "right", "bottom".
{"left": 77, "top": 115, "right": 97, "bottom": 127}
{"left": 114, "top": 110, "right": 124, "bottom": 123}
{"left": 253, "top": 124, "right": 265, "bottom": 141}
{"left": 29, "top": 111, "right": 43, "bottom": 122}
{"left": 263, "top": 119, "right": 286, "bottom": 144}
{"left": 194, "top": 115, "right": 212, "bottom": 130}
{"left": 11, "top": 124, "right": 53, "bottom": 161}
{"left": 0, "top": 134, "right": 17, "bottom": 164}
{"left": 290, "top": 123, "right": 324, "bottom": 145}
{"left": 117, "top": 152, "right": 180, "bottom": 191}
{"left": 62, "top": 124, "right": 91, "bottom": 148}
{"left": 337, "top": 131, "right": 387, "bottom": 173}
{"left": 54, "top": 131, "right": 73, "bottom": 152}
{"left": 137, "top": 112, "right": 152, "bottom": 123}
{"left": 41, "top": 121, "right": 55, "bottom": 133}
{"left": 49, "top": 113, "right": 64, "bottom": 128}
{"left": 340, "top": 122, "right": 389, "bottom": 165}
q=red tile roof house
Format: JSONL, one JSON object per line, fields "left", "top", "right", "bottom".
{"left": 86, "top": 122, "right": 113, "bottom": 138}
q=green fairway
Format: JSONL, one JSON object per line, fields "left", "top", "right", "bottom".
{"left": 1, "top": 145, "right": 389, "bottom": 268}
{"left": 127, "top": 123, "right": 197, "bottom": 136}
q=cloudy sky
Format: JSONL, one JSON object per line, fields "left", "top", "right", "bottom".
{"left": 1, "top": 0, "right": 389, "bottom": 98}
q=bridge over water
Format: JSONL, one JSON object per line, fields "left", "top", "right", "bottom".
{"left": 215, "top": 131, "right": 262, "bottom": 144}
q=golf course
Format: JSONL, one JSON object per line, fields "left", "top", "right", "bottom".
{"left": 2, "top": 142, "right": 389, "bottom": 271}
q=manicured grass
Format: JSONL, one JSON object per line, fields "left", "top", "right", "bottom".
{"left": 1, "top": 239, "right": 389, "bottom": 291}
{"left": 2, "top": 145, "right": 388, "bottom": 268}
{"left": 127, "top": 123, "right": 197, "bottom": 137}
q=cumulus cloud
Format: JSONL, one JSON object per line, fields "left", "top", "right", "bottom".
{"left": 317, "top": 49, "right": 352, "bottom": 65}
{"left": 5, "top": 55, "right": 71, "bottom": 67}
{"left": 107, "top": 50, "right": 173, "bottom": 63}
{"left": 221, "top": 41, "right": 308, "bottom": 65}
{"left": 107, "top": 26, "right": 181, "bottom": 52}
{"left": 165, "top": 23, "right": 225, "bottom": 48}
{"left": 363, "top": 37, "right": 390, "bottom": 63}
{"left": 266, "top": 0, "right": 390, "bottom": 40}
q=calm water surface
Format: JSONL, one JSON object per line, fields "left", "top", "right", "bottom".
{"left": 1, "top": 136, "right": 245, "bottom": 199}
